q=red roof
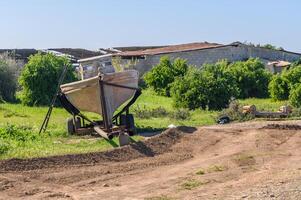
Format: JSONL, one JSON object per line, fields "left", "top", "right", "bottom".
{"left": 118, "top": 42, "right": 223, "bottom": 56}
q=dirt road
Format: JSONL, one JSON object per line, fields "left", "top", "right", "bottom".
{"left": 1, "top": 121, "right": 301, "bottom": 199}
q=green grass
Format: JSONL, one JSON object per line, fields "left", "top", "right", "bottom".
{"left": 181, "top": 179, "right": 203, "bottom": 190}
{"left": 239, "top": 98, "right": 288, "bottom": 112}
{"left": 195, "top": 168, "right": 205, "bottom": 175}
{"left": 131, "top": 89, "right": 218, "bottom": 131}
{"left": 0, "top": 89, "right": 291, "bottom": 160}
{"left": 145, "top": 196, "right": 173, "bottom": 200}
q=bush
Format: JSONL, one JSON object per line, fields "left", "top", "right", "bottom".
{"left": 144, "top": 56, "right": 188, "bottom": 96}
{"left": 289, "top": 84, "right": 301, "bottom": 108}
{"left": 268, "top": 75, "right": 289, "bottom": 100}
{"left": 0, "top": 124, "right": 37, "bottom": 142}
{"left": 284, "top": 65, "right": 301, "bottom": 87}
{"left": 218, "top": 100, "right": 254, "bottom": 122}
{"left": 133, "top": 105, "right": 168, "bottom": 119}
{"left": 0, "top": 53, "right": 22, "bottom": 102}
{"left": 228, "top": 58, "right": 272, "bottom": 98}
{"left": 268, "top": 65, "right": 301, "bottom": 102}
{"left": 171, "top": 60, "right": 239, "bottom": 110}
{"left": 18, "top": 53, "right": 76, "bottom": 106}
{"left": 170, "top": 108, "right": 191, "bottom": 120}
{"left": 0, "top": 140, "right": 10, "bottom": 155}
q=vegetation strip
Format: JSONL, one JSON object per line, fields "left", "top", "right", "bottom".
{"left": 0, "top": 127, "right": 188, "bottom": 171}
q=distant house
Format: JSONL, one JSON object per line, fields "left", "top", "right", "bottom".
{"left": 79, "top": 42, "right": 301, "bottom": 78}
{"left": 267, "top": 60, "right": 291, "bottom": 73}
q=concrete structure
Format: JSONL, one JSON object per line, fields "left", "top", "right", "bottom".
{"left": 77, "top": 42, "right": 301, "bottom": 79}
{"left": 116, "top": 42, "right": 301, "bottom": 76}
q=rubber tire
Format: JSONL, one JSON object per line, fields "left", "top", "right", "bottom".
{"left": 120, "top": 114, "right": 136, "bottom": 136}
{"left": 67, "top": 117, "right": 75, "bottom": 135}
{"left": 74, "top": 117, "right": 81, "bottom": 129}
{"left": 119, "top": 133, "right": 130, "bottom": 146}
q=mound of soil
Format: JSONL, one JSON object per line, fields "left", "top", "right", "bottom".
{"left": 0, "top": 127, "right": 196, "bottom": 172}
{"left": 262, "top": 124, "right": 301, "bottom": 130}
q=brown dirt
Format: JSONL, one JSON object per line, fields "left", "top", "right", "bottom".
{"left": 262, "top": 123, "right": 301, "bottom": 130}
{"left": 0, "top": 121, "right": 301, "bottom": 200}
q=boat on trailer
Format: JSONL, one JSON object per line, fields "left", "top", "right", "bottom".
{"left": 58, "top": 70, "right": 141, "bottom": 146}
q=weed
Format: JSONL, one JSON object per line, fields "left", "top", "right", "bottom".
{"left": 170, "top": 108, "right": 191, "bottom": 120}
{"left": 0, "top": 124, "right": 37, "bottom": 142}
{"left": 181, "top": 179, "right": 202, "bottom": 190}
{"left": 289, "top": 107, "right": 301, "bottom": 118}
{"left": 234, "top": 153, "right": 256, "bottom": 166}
{"left": 0, "top": 140, "right": 10, "bottom": 155}
{"left": 207, "top": 165, "right": 226, "bottom": 172}
{"left": 196, "top": 168, "right": 205, "bottom": 175}
{"left": 218, "top": 100, "right": 254, "bottom": 122}
{"left": 133, "top": 105, "right": 168, "bottom": 119}
{"left": 3, "top": 110, "right": 28, "bottom": 118}
{"left": 145, "top": 195, "right": 172, "bottom": 200}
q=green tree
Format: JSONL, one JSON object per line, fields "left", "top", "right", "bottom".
{"left": 289, "top": 84, "right": 301, "bottom": 108}
{"left": 144, "top": 56, "right": 188, "bottom": 96}
{"left": 171, "top": 60, "right": 239, "bottom": 110}
{"left": 268, "top": 75, "right": 289, "bottom": 100}
{"left": 18, "top": 53, "right": 76, "bottom": 106}
{"left": 284, "top": 65, "right": 301, "bottom": 87}
{"left": 0, "top": 53, "right": 20, "bottom": 102}
{"left": 227, "top": 58, "right": 272, "bottom": 98}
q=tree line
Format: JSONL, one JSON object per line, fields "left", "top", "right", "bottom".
{"left": 0, "top": 53, "right": 301, "bottom": 110}
{"left": 144, "top": 56, "right": 301, "bottom": 110}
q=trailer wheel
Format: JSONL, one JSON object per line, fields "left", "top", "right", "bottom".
{"left": 119, "top": 132, "right": 130, "bottom": 146}
{"left": 74, "top": 117, "right": 81, "bottom": 129}
{"left": 67, "top": 117, "right": 75, "bottom": 135}
{"left": 120, "top": 114, "right": 137, "bottom": 136}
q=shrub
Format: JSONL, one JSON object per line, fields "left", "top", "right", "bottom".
{"left": 0, "top": 53, "right": 22, "bottom": 102}
{"left": 144, "top": 56, "right": 188, "bottom": 96}
{"left": 0, "top": 140, "right": 10, "bottom": 155}
{"left": 268, "top": 65, "right": 301, "bottom": 101}
{"left": 133, "top": 105, "right": 168, "bottom": 119}
{"left": 268, "top": 75, "right": 289, "bottom": 100}
{"left": 289, "top": 84, "right": 301, "bottom": 108}
{"left": 228, "top": 58, "right": 272, "bottom": 98}
{"left": 171, "top": 60, "right": 239, "bottom": 110}
{"left": 170, "top": 108, "right": 191, "bottom": 120}
{"left": 18, "top": 53, "right": 76, "bottom": 106}
{"left": 0, "top": 124, "right": 37, "bottom": 142}
{"left": 284, "top": 65, "right": 301, "bottom": 87}
{"left": 289, "top": 107, "right": 301, "bottom": 117}
{"left": 218, "top": 100, "right": 254, "bottom": 122}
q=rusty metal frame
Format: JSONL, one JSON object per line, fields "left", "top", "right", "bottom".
{"left": 99, "top": 76, "right": 110, "bottom": 132}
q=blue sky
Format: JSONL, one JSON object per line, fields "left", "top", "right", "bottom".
{"left": 0, "top": 0, "right": 300, "bottom": 52}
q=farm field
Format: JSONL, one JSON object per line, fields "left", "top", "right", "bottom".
{"left": 1, "top": 121, "right": 301, "bottom": 199}
{"left": 0, "top": 89, "right": 289, "bottom": 160}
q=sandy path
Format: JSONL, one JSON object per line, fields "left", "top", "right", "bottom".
{"left": 0, "top": 121, "right": 301, "bottom": 199}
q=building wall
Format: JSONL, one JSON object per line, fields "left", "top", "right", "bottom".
{"left": 121, "top": 44, "right": 301, "bottom": 77}
{"left": 79, "top": 56, "right": 113, "bottom": 79}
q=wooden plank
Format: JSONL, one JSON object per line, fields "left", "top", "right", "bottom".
{"left": 94, "top": 126, "right": 113, "bottom": 140}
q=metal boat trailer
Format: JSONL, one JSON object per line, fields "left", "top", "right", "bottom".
{"left": 57, "top": 79, "right": 141, "bottom": 146}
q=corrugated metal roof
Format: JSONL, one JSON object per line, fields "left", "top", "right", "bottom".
{"left": 118, "top": 42, "right": 223, "bottom": 56}
{"left": 78, "top": 54, "right": 113, "bottom": 63}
